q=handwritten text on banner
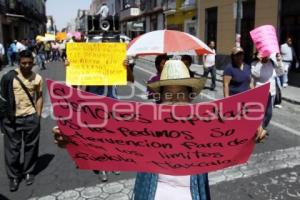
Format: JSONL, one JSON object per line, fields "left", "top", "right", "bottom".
{"left": 66, "top": 43, "right": 127, "bottom": 86}
{"left": 47, "top": 80, "right": 269, "bottom": 175}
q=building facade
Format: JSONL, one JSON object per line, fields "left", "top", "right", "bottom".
{"left": 0, "top": 0, "right": 47, "bottom": 46}
{"left": 119, "top": 0, "right": 143, "bottom": 38}
{"left": 165, "top": 0, "right": 197, "bottom": 36}
{"left": 119, "top": 0, "right": 165, "bottom": 39}
{"left": 198, "top": 0, "right": 300, "bottom": 64}
{"left": 75, "top": 9, "right": 89, "bottom": 33}
{"left": 46, "top": 16, "right": 56, "bottom": 34}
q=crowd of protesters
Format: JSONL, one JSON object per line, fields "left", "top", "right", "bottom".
{"left": 0, "top": 38, "right": 68, "bottom": 71}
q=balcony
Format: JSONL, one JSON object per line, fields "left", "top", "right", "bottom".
{"left": 164, "top": 8, "right": 176, "bottom": 16}
{"left": 120, "top": 7, "right": 141, "bottom": 21}
{"left": 180, "top": 0, "right": 196, "bottom": 12}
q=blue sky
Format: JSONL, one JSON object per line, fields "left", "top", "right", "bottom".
{"left": 46, "top": 0, "right": 92, "bottom": 30}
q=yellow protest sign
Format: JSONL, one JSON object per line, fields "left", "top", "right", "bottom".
{"left": 66, "top": 43, "right": 127, "bottom": 85}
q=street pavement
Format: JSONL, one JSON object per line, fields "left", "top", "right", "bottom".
{"left": 0, "top": 60, "right": 300, "bottom": 200}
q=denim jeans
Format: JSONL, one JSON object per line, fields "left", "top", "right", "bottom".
{"left": 262, "top": 94, "right": 275, "bottom": 130}
{"left": 37, "top": 54, "right": 46, "bottom": 69}
{"left": 203, "top": 66, "right": 216, "bottom": 89}
{"left": 282, "top": 61, "right": 292, "bottom": 84}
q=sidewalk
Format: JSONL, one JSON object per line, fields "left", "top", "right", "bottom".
{"left": 137, "top": 57, "right": 300, "bottom": 105}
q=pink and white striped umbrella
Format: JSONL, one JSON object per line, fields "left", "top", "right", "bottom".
{"left": 127, "top": 30, "right": 214, "bottom": 56}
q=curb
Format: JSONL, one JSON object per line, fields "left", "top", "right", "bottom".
{"left": 281, "top": 96, "right": 300, "bottom": 105}
{"left": 137, "top": 58, "right": 300, "bottom": 105}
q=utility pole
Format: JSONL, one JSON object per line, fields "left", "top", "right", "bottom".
{"left": 235, "top": 0, "right": 242, "bottom": 47}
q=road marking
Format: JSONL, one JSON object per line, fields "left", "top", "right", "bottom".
{"left": 270, "top": 121, "right": 300, "bottom": 137}
{"left": 134, "top": 65, "right": 300, "bottom": 137}
{"left": 133, "top": 81, "right": 147, "bottom": 92}
{"left": 135, "top": 65, "right": 156, "bottom": 75}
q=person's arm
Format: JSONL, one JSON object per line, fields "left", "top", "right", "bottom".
{"left": 1, "top": 44, "right": 5, "bottom": 56}
{"left": 36, "top": 91, "right": 43, "bottom": 117}
{"left": 35, "top": 79, "right": 43, "bottom": 117}
{"left": 202, "top": 54, "right": 207, "bottom": 68}
{"left": 251, "top": 61, "right": 262, "bottom": 79}
{"left": 223, "top": 75, "right": 232, "bottom": 98}
{"left": 250, "top": 77, "right": 255, "bottom": 89}
{"left": 274, "top": 54, "right": 285, "bottom": 75}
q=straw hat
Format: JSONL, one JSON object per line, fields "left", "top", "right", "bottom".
{"left": 147, "top": 60, "right": 206, "bottom": 95}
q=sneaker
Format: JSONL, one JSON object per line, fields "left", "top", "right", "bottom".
{"left": 283, "top": 83, "right": 288, "bottom": 88}
{"left": 9, "top": 178, "right": 20, "bottom": 192}
{"left": 274, "top": 104, "right": 282, "bottom": 109}
{"left": 101, "top": 171, "right": 108, "bottom": 182}
{"left": 25, "top": 174, "right": 34, "bottom": 185}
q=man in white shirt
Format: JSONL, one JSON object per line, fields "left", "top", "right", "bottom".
{"left": 98, "top": 3, "right": 109, "bottom": 20}
{"left": 280, "top": 37, "right": 298, "bottom": 87}
{"left": 203, "top": 41, "right": 216, "bottom": 90}
{"left": 16, "top": 41, "right": 26, "bottom": 52}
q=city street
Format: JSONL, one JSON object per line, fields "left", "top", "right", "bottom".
{"left": 0, "top": 60, "right": 300, "bottom": 200}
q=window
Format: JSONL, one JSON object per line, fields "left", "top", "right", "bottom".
{"left": 123, "top": 0, "right": 139, "bottom": 9}
{"left": 151, "top": 0, "right": 158, "bottom": 8}
{"left": 205, "top": 7, "right": 218, "bottom": 45}
{"left": 151, "top": 15, "right": 158, "bottom": 31}
{"left": 182, "top": 0, "right": 196, "bottom": 6}
{"left": 185, "top": 20, "right": 196, "bottom": 36}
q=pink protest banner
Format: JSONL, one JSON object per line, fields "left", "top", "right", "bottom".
{"left": 47, "top": 80, "right": 269, "bottom": 175}
{"left": 250, "top": 25, "right": 280, "bottom": 57}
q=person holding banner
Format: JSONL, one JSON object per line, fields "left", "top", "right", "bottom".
{"left": 133, "top": 60, "right": 211, "bottom": 200}
{"left": 53, "top": 60, "right": 211, "bottom": 200}
{"left": 52, "top": 59, "right": 269, "bottom": 199}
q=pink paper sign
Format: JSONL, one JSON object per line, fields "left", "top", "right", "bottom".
{"left": 47, "top": 80, "right": 269, "bottom": 176}
{"left": 250, "top": 25, "right": 280, "bottom": 57}
{"left": 67, "top": 32, "right": 81, "bottom": 40}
